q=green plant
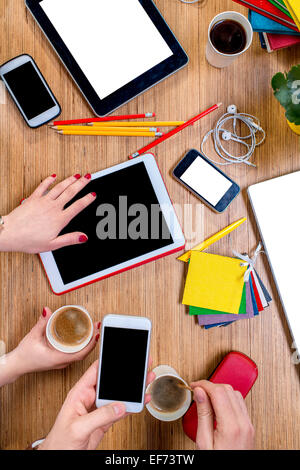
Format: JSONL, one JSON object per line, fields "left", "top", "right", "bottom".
{"left": 271, "top": 64, "right": 300, "bottom": 125}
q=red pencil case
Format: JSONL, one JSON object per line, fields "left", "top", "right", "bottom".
{"left": 182, "top": 351, "right": 258, "bottom": 443}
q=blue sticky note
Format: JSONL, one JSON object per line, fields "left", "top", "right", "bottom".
{"left": 249, "top": 277, "right": 259, "bottom": 316}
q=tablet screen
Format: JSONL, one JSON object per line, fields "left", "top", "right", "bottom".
{"left": 40, "top": 0, "right": 173, "bottom": 99}
{"left": 52, "top": 162, "right": 173, "bottom": 285}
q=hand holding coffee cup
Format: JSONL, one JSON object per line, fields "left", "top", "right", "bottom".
{"left": 10, "top": 307, "right": 100, "bottom": 376}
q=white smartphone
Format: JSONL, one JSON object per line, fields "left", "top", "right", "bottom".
{"left": 96, "top": 314, "right": 152, "bottom": 413}
{"left": 0, "top": 54, "right": 61, "bottom": 128}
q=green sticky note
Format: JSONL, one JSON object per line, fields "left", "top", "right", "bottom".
{"left": 189, "top": 284, "right": 247, "bottom": 315}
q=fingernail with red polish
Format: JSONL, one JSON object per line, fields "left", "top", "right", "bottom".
{"left": 95, "top": 333, "right": 100, "bottom": 342}
{"left": 97, "top": 322, "right": 101, "bottom": 329}
{"left": 51, "top": 174, "right": 56, "bottom": 178}
{"left": 79, "top": 235, "right": 88, "bottom": 243}
{"left": 84, "top": 173, "right": 91, "bottom": 180}
{"left": 74, "top": 174, "right": 81, "bottom": 180}
{"left": 42, "top": 308, "right": 47, "bottom": 317}
{"left": 91, "top": 192, "right": 96, "bottom": 197}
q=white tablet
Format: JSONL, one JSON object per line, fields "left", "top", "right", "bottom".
{"left": 40, "top": 154, "right": 185, "bottom": 295}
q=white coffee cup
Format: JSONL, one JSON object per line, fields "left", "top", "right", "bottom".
{"left": 46, "top": 305, "right": 94, "bottom": 354}
{"left": 146, "top": 365, "right": 192, "bottom": 422}
{"left": 206, "top": 11, "right": 253, "bottom": 68}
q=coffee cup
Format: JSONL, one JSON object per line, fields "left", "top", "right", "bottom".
{"left": 206, "top": 11, "right": 253, "bottom": 68}
{"left": 146, "top": 365, "right": 192, "bottom": 422}
{"left": 46, "top": 305, "right": 94, "bottom": 353}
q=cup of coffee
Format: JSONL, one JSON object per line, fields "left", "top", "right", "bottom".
{"left": 146, "top": 365, "right": 192, "bottom": 422}
{"left": 46, "top": 305, "right": 94, "bottom": 353}
{"left": 206, "top": 11, "right": 253, "bottom": 68}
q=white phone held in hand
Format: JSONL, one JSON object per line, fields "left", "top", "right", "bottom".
{"left": 96, "top": 314, "right": 152, "bottom": 413}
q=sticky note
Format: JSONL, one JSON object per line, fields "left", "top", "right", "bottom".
{"left": 191, "top": 283, "right": 247, "bottom": 316}
{"left": 194, "top": 285, "right": 252, "bottom": 325}
{"left": 182, "top": 252, "right": 247, "bottom": 314}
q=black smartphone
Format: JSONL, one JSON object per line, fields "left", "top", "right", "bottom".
{"left": 173, "top": 149, "right": 240, "bottom": 213}
{"left": 0, "top": 54, "right": 61, "bottom": 128}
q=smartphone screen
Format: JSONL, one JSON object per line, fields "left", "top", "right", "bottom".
{"left": 180, "top": 156, "right": 232, "bottom": 206}
{"left": 173, "top": 150, "right": 240, "bottom": 212}
{"left": 3, "top": 61, "right": 56, "bottom": 120}
{"left": 98, "top": 326, "right": 149, "bottom": 403}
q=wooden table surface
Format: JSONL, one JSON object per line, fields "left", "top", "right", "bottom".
{"left": 0, "top": 0, "right": 300, "bottom": 450}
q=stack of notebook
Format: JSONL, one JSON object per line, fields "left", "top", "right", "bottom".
{"left": 233, "top": 0, "right": 300, "bottom": 52}
{"left": 182, "top": 251, "right": 272, "bottom": 329}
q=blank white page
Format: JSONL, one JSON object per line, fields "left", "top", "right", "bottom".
{"left": 40, "top": 0, "right": 173, "bottom": 99}
{"left": 248, "top": 171, "right": 300, "bottom": 354}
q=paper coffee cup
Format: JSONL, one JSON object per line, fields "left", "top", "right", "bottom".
{"left": 46, "top": 305, "right": 94, "bottom": 354}
{"left": 146, "top": 365, "right": 192, "bottom": 422}
{"left": 206, "top": 11, "right": 253, "bottom": 68}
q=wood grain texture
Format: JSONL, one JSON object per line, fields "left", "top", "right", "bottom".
{"left": 0, "top": 0, "right": 300, "bottom": 450}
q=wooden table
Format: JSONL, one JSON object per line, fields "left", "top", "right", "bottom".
{"left": 0, "top": 0, "right": 300, "bottom": 450}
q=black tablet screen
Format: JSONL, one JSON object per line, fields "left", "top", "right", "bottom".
{"left": 52, "top": 162, "right": 173, "bottom": 285}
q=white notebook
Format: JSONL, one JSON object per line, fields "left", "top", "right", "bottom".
{"left": 248, "top": 171, "right": 300, "bottom": 355}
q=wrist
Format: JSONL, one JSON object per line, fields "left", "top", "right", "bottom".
{"left": 0, "top": 349, "right": 25, "bottom": 386}
{"left": 0, "top": 214, "right": 18, "bottom": 252}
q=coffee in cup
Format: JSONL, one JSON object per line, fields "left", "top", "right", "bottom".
{"left": 150, "top": 375, "right": 187, "bottom": 413}
{"left": 146, "top": 365, "right": 192, "bottom": 422}
{"left": 46, "top": 305, "right": 94, "bottom": 353}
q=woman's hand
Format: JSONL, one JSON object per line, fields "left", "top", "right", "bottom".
{"left": 0, "top": 173, "right": 96, "bottom": 253}
{"left": 190, "top": 380, "right": 255, "bottom": 450}
{"left": 38, "top": 359, "right": 155, "bottom": 450}
{"left": 11, "top": 307, "right": 100, "bottom": 376}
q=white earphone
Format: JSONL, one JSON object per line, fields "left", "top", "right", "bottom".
{"left": 201, "top": 105, "right": 266, "bottom": 167}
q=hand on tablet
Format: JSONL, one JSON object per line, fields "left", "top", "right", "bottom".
{"left": 38, "top": 359, "right": 155, "bottom": 450}
{"left": 190, "top": 380, "right": 255, "bottom": 450}
{"left": 0, "top": 174, "right": 97, "bottom": 253}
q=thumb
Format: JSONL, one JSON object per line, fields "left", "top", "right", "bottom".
{"left": 194, "top": 387, "right": 214, "bottom": 450}
{"left": 49, "top": 232, "right": 88, "bottom": 251}
{"left": 32, "top": 307, "right": 52, "bottom": 337}
{"left": 79, "top": 402, "right": 126, "bottom": 436}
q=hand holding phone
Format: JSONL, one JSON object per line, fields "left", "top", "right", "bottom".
{"left": 96, "top": 314, "right": 152, "bottom": 413}
{"left": 0, "top": 54, "right": 61, "bottom": 128}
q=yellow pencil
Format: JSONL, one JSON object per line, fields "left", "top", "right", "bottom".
{"left": 57, "top": 130, "right": 162, "bottom": 137}
{"left": 89, "top": 121, "right": 185, "bottom": 127}
{"left": 178, "top": 217, "right": 247, "bottom": 262}
{"left": 52, "top": 125, "right": 159, "bottom": 132}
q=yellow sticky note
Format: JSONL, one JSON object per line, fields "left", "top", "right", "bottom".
{"left": 284, "top": 1, "right": 300, "bottom": 31}
{"left": 182, "top": 251, "right": 247, "bottom": 314}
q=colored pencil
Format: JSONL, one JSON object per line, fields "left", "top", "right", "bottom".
{"left": 52, "top": 125, "right": 159, "bottom": 132}
{"left": 177, "top": 217, "right": 247, "bottom": 262}
{"left": 129, "top": 104, "right": 222, "bottom": 159}
{"left": 89, "top": 121, "right": 184, "bottom": 127}
{"left": 49, "top": 113, "right": 155, "bottom": 126}
{"left": 57, "top": 130, "right": 163, "bottom": 137}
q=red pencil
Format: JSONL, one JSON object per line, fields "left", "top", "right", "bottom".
{"left": 129, "top": 104, "right": 222, "bottom": 159}
{"left": 49, "top": 113, "right": 155, "bottom": 126}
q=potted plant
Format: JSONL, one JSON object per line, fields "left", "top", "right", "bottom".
{"left": 271, "top": 64, "right": 300, "bottom": 135}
